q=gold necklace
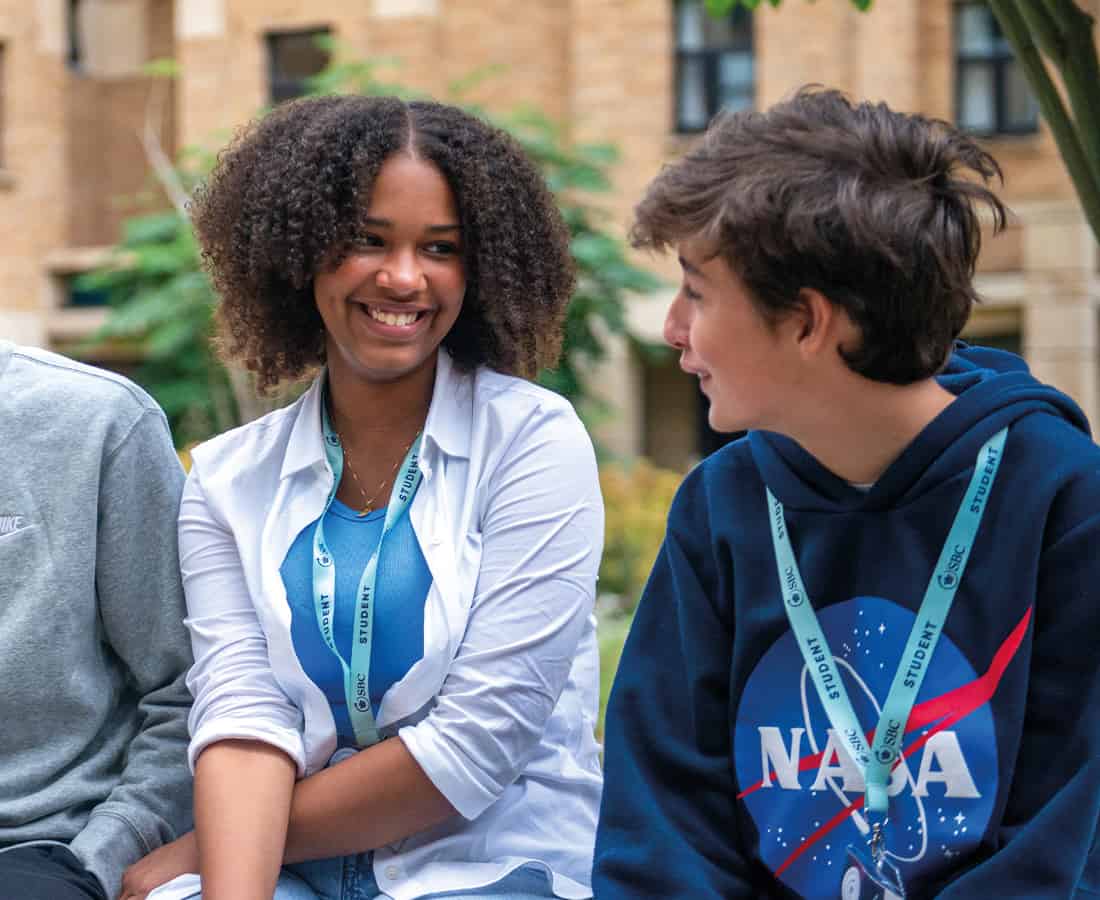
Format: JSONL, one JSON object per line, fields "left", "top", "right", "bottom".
{"left": 339, "top": 430, "right": 420, "bottom": 516}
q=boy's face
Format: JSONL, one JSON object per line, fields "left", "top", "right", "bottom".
{"left": 664, "top": 240, "right": 794, "bottom": 434}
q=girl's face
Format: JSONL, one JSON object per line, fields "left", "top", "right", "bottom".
{"left": 664, "top": 239, "right": 796, "bottom": 434}
{"left": 314, "top": 153, "right": 466, "bottom": 386}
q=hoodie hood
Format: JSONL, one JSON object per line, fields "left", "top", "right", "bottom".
{"left": 749, "top": 343, "right": 1090, "bottom": 512}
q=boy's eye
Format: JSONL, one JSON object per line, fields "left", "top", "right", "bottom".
{"left": 683, "top": 283, "right": 703, "bottom": 301}
{"left": 354, "top": 233, "right": 385, "bottom": 249}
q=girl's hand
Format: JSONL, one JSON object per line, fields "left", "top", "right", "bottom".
{"left": 118, "top": 831, "right": 198, "bottom": 900}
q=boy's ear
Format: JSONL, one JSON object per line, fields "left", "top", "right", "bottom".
{"left": 792, "top": 288, "right": 836, "bottom": 358}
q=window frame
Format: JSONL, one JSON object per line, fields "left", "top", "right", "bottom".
{"left": 673, "top": 0, "right": 754, "bottom": 134}
{"left": 953, "top": 1, "right": 1038, "bottom": 137}
{"left": 265, "top": 27, "right": 332, "bottom": 105}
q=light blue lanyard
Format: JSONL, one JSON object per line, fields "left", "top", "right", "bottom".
{"left": 766, "top": 428, "right": 1007, "bottom": 843}
{"left": 314, "top": 396, "right": 423, "bottom": 748}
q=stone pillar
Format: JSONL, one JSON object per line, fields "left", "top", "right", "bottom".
{"left": 851, "top": 2, "right": 921, "bottom": 110}
{"left": 585, "top": 332, "right": 645, "bottom": 459}
{"left": 568, "top": 0, "right": 671, "bottom": 459}
{"left": 1020, "top": 202, "right": 1100, "bottom": 430}
{"left": 756, "top": 2, "right": 858, "bottom": 106}
{"left": 174, "top": 0, "right": 242, "bottom": 148}
{"left": 0, "top": 1, "right": 69, "bottom": 347}
{"left": 77, "top": 0, "right": 148, "bottom": 77}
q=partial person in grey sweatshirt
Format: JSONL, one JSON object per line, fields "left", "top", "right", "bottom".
{"left": 0, "top": 341, "right": 193, "bottom": 900}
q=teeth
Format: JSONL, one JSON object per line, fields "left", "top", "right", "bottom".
{"left": 366, "top": 307, "right": 419, "bottom": 327}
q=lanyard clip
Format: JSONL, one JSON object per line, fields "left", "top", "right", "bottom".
{"left": 868, "top": 816, "right": 888, "bottom": 866}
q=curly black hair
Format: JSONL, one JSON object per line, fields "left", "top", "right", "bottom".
{"left": 190, "top": 95, "right": 575, "bottom": 390}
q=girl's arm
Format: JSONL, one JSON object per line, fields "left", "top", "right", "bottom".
{"left": 178, "top": 469, "right": 310, "bottom": 893}
{"left": 119, "top": 740, "right": 455, "bottom": 897}
{"left": 282, "top": 737, "right": 455, "bottom": 863}
{"left": 193, "top": 740, "right": 296, "bottom": 900}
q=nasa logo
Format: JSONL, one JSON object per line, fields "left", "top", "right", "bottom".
{"left": 734, "top": 595, "right": 1005, "bottom": 898}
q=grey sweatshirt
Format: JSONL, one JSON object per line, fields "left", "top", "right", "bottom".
{"left": 0, "top": 341, "right": 193, "bottom": 898}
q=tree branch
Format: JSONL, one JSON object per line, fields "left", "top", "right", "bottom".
{"left": 139, "top": 76, "right": 191, "bottom": 221}
{"left": 1052, "top": 1, "right": 1100, "bottom": 190}
{"left": 989, "top": 0, "right": 1100, "bottom": 241}
{"left": 1011, "top": 0, "right": 1100, "bottom": 218}
{"left": 1014, "top": 0, "right": 1066, "bottom": 62}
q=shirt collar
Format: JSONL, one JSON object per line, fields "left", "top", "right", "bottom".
{"left": 279, "top": 350, "right": 473, "bottom": 482}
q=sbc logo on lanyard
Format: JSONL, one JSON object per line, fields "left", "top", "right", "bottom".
{"left": 314, "top": 389, "right": 423, "bottom": 749}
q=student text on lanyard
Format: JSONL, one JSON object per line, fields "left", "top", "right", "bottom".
{"left": 314, "top": 392, "right": 423, "bottom": 748}
{"left": 766, "top": 428, "right": 1008, "bottom": 875}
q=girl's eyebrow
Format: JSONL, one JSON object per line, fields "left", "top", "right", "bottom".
{"left": 361, "top": 216, "right": 461, "bottom": 233}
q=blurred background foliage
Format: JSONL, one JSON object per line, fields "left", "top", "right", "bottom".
{"left": 599, "top": 460, "right": 683, "bottom": 607}
{"left": 596, "top": 460, "right": 683, "bottom": 733}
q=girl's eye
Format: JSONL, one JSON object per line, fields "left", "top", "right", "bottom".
{"left": 426, "top": 241, "right": 460, "bottom": 256}
{"left": 355, "top": 233, "right": 385, "bottom": 249}
{"left": 683, "top": 283, "right": 703, "bottom": 301}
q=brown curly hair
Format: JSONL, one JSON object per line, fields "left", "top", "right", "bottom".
{"left": 190, "top": 95, "right": 575, "bottom": 390}
{"left": 633, "top": 87, "right": 1007, "bottom": 384}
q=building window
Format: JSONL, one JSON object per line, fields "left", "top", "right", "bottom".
{"left": 955, "top": 2, "right": 1038, "bottom": 135}
{"left": 266, "top": 28, "right": 331, "bottom": 105}
{"left": 65, "top": 273, "right": 110, "bottom": 307}
{"left": 674, "top": 0, "right": 753, "bottom": 133}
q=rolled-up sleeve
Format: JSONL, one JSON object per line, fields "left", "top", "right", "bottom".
{"left": 399, "top": 404, "right": 603, "bottom": 820}
{"left": 179, "top": 469, "right": 307, "bottom": 775}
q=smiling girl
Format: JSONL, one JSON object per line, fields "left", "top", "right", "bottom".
{"left": 129, "top": 96, "right": 603, "bottom": 900}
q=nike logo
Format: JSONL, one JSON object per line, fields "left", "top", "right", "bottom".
{"left": 0, "top": 515, "right": 29, "bottom": 537}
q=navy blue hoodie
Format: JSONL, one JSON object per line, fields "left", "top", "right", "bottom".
{"left": 594, "top": 346, "right": 1100, "bottom": 899}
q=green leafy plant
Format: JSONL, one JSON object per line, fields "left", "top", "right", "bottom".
{"left": 77, "top": 145, "right": 243, "bottom": 444}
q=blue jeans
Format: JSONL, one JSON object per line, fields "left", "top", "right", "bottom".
{"left": 275, "top": 855, "right": 560, "bottom": 900}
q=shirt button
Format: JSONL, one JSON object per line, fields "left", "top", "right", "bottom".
{"left": 384, "top": 865, "right": 401, "bottom": 881}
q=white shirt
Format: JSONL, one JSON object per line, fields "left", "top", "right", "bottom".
{"left": 176, "top": 353, "right": 604, "bottom": 899}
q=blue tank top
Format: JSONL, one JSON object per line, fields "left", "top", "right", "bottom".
{"left": 280, "top": 497, "right": 431, "bottom": 745}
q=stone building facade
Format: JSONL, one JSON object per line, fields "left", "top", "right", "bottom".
{"left": 1, "top": 0, "right": 1096, "bottom": 465}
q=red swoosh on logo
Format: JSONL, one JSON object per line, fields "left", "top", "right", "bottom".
{"left": 737, "top": 606, "right": 1034, "bottom": 878}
